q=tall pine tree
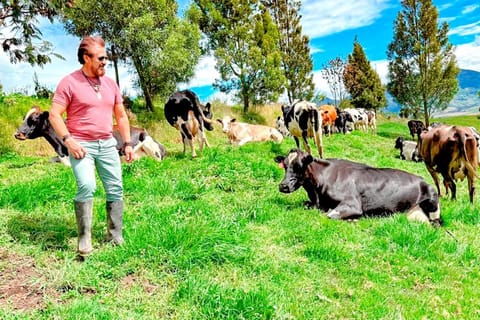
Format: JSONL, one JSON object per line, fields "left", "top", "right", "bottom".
{"left": 343, "top": 38, "right": 386, "bottom": 112}
{"left": 266, "top": 0, "right": 314, "bottom": 103}
{"left": 387, "top": 0, "right": 459, "bottom": 125}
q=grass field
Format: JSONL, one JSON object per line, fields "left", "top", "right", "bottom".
{"left": 1, "top": 96, "right": 480, "bottom": 319}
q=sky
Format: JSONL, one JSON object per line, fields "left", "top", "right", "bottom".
{"left": 1, "top": 0, "right": 479, "bottom": 103}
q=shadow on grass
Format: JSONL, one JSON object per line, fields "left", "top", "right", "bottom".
{"left": 6, "top": 213, "right": 76, "bottom": 251}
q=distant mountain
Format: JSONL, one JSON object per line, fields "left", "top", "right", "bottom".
{"left": 385, "top": 69, "right": 480, "bottom": 115}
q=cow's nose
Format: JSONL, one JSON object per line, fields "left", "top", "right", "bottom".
{"left": 279, "top": 183, "right": 290, "bottom": 193}
{"left": 14, "top": 132, "right": 26, "bottom": 140}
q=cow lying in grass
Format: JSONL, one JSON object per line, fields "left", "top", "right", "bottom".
{"left": 217, "top": 116, "right": 283, "bottom": 145}
{"left": 274, "top": 149, "right": 442, "bottom": 226}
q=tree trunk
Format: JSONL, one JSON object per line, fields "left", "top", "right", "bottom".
{"left": 111, "top": 45, "right": 120, "bottom": 88}
{"left": 243, "top": 94, "right": 249, "bottom": 113}
{"left": 132, "top": 55, "right": 154, "bottom": 112}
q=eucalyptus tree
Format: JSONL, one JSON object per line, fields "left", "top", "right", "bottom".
{"left": 0, "top": 1, "right": 70, "bottom": 66}
{"left": 343, "top": 38, "right": 386, "bottom": 112}
{"left": 322, "top": 56, "right": 348, "bottom": 107}
{"left": 387, "top": 0, "right": 459, "bottom": 125}
{"left": 265, "top": 0, "right": 314, "bottom": 103}
{"left": 62, "top": 0, "right": 201, "bottom": 111}
{"left": 191, "top": 0, "right": 285, "bottom": 113}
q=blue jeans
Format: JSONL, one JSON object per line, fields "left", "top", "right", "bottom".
{"left": 69, "top": 137, "right": 123, "bottom": 202}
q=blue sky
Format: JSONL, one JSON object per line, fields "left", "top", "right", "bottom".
{"left": 1, "top": 0, "right": 479, "bottom": 103}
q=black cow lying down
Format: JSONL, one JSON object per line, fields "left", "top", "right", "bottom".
{"left": 274, "top": 149, "right": 442, "bottom": 226}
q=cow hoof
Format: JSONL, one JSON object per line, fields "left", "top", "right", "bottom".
{"left": 327, "top": 210, "right": 341, "bottom": 220}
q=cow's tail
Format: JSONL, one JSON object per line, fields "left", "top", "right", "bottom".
{"left": 309, "top": 107, "right": 323, "bottom": 158}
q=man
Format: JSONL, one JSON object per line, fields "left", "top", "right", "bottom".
{"left": 49, "top": 36, "right": 134, "bottom": 256}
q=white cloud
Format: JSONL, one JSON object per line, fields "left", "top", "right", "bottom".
{"left": 462, "top": 4, "right": 479, "bottom": 15}
{"left": 449, "top": 21, "right": 480, "bottom": 36}
{"left": 179, "top": 55, "right": 219, "bottom": 88}
{"left": 300, "top": 0, "right": 391, "bottom": 38}
{"left": 454, "top": 37, "right": 480, "bottom": 72}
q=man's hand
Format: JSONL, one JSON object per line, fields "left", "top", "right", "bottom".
{"left": 124, "top": 145, "right": 134, "bottom": 163}
{"left": 65, "top": 137, "right": 87, "bottom": 159}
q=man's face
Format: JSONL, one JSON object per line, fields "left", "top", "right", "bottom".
{"left": 85, "top": 44, "right": 108, "bottom": 77}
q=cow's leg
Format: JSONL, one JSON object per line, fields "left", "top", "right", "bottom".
{"left": 327, "top": 201, "right": 362, "bottom": 220}
{"left": 468, "top": 175, "right": 475, "bottom": 203}
{"left": 301, "top": 132, "right": 312, "bottom": 154}
{"left": 181, "top": 124, "right": 196, "bottom": 157}
{"left": 293, "top": 136, "right": 301, "bottom": 149}
{"left": 313, "top": 130, "right": 323, "bottom": 158}
{"left": 426, "top": 165, "right": 442, "bottom": 197}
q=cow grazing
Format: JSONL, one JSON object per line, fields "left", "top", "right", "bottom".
{"left": 217, "top": 116, "right": 283, "bottom": 145}
{"left": 407, "top": 120, "right": 425, "bottom": 140}
{"left": 164, "top": 90, "right": 213, "bottom": 158}
{"left": 334, "top": 108, "right": 353, "bottom": 134}
{"left": 344, "top": 108, "right": 368, "bottom": 132}
{"left": 319, "top": 105, "right": 337, "bottom": 135}
{"left": 274, "top": 149, "right": 442, "bottom": 226}
{"left": 15, "top": 106, "right": 166, "bottom": 166}
{"left": 395, "top": 137, "right": 421, "bottom": 162}
{"left": 280, "top": 100, "right": 323, "bottom": 158}
{"left": 419, "top": 125, "right": 478, "bottom": 203}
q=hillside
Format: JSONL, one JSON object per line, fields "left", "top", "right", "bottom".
{"left": 386, "top": 69, "right": 480, "bottom": 115}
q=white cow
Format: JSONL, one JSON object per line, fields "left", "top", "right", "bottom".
{"left": 217, "top": 116, "right": 283, "bottom": 146}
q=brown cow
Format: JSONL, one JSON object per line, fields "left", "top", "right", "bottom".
{"left": 419, "top": 125, "right": 478, "bottom": 203}
{"left": 319, "top": 105, "right": 337, "bottom": 135}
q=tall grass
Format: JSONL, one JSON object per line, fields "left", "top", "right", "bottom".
{"left": 1, "top": 96, "right": 480, "bottom": 319}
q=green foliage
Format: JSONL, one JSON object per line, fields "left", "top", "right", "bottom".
{"left": 266, "top": 0, "right": 315, "bottom": 103}
{"left": 387, "top": 0, "right": 459, "bottom": 126}
{"left": 62, "top": 0, "right": 201, "bottom": 111}
{"left": 192, "top": 0, "right": 285, "bottom": 113}
{"left": 0, "top": 1, "right": 68, "bottom": 67}
{"left": 344, "top": 38, "right": 387, "bottom": 112}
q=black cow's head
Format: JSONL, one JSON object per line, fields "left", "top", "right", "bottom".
{"left": 14, "top": 107, "right": 50, "bottom": 140}
{"left": 275, "top": 149, "right": 314, "bottom": 193}
{"left": 395, "top": 137, "right": 404, "bottom": 149}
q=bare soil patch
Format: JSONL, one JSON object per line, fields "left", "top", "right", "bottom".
{"left": 0, "top": 248, "right": 58, "bottom": 311}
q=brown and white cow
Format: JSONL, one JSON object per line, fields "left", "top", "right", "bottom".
{"left": 217, "top": 116, "right": 283, "bottom": 145}
{"left": 319, "top": 104, "right": 337, "bottom": 135}
{"left": 274, "top": 149, "right": 442, "bottom": 226}
{"left": 419, "top": 125, "right": 478, "bottom": 203}
{"left": 164, "top": 90, "right": 213, "bottom": 158}
{"left": 280, "top": 100, "right": 323, "bottom": 158}
{"left": 15, "top": 106, "right": 166, "bottom": 166}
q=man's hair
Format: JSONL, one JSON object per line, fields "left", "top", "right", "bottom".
{"left": 77, "top": 36, "right": 105, "bottom": 64}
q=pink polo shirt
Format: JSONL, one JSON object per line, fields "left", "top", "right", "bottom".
{"left": 52, "top": 69, "right": 123, "bottom": 141}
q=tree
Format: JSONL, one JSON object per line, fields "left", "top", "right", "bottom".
{"left": 0, "top": 1, "right": 70, "bottom": 67}
{"left": 265, "top": 0, "right": 314, "bottom": 103}
{"left": 322, "top": 56, "right": 348, "bottom": 107}
{"left": 387, "top": 0, "right": 459, "bottom": 126}
{"left": 191, "top": 0, "right": 285, "bottom": 113}
{"left": 343, "top": 38, "right": 387, "bottom": 112}
{"left": 62, "top": 0, "right": 201, "bottom": 111}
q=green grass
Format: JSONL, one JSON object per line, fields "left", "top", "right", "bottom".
{"left": 1, "top": 96, "right": 480, "bottom": 319}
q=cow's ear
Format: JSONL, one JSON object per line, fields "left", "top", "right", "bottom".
{"left": 216, "top": 119, "right": 222, "bottom": 124}
{"left": 303, "top": 155, "right": 314, "bottom": 167}
{"left": 274, "top": 156, "right": 285, "bottom": 169}
{"left": 205, "top": 102, "right": 211, "bottom": 111}
{"left": 231, "top": 118, "right": 236, "bottom": 123}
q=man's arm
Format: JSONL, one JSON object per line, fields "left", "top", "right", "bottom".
{"left": 49, "top": 102, "right": 86, "bottom": 159}
{"left": 113, "top": 103, "right": 133, "bottom": 162}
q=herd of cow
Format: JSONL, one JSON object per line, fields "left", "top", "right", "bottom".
{"left": 14, "top": 90, "right": 479, "bottom": 227}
